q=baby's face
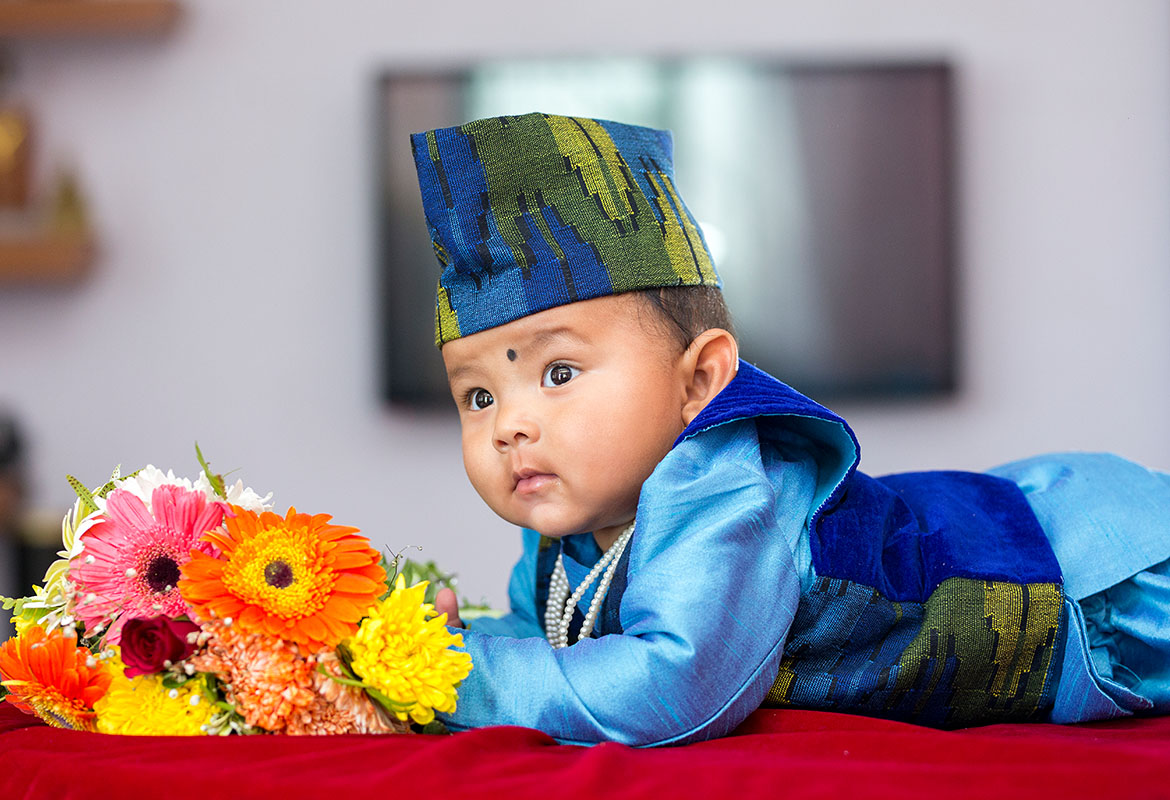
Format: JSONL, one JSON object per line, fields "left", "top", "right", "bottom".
{"left": 442, "top": 294, "right": 688, "bottom": 545}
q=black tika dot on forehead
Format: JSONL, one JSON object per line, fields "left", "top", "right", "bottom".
{"left": 506, "top": 349, "right": 517, "bottom": 362}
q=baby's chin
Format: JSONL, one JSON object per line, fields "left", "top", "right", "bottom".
{"left": 493, "top": 496, "right": 633, "bottom": 539}
{"left": 498, "top": 510, "right": 594, "bottom": 539}
{"left": 516, "top": 521, "right": 591, "bottom": 539}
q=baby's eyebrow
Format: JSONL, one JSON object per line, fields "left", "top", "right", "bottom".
{"left": 445, "top": 363, "right": 481, "bottom": 386}
{"left": 529, "top": 326, "right": 587, "bottom": 349}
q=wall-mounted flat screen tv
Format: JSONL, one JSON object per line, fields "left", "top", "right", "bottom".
{"left": 376, "top": 58, "right": 955, "bottom": 407}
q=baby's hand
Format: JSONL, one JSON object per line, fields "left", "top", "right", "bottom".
{"left": 434, "top": 587, "right": 464, "bottom": 629}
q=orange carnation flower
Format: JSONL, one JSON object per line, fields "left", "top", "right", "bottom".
{"left": 187, "top": 619, "right": 402, "bottom": 735}
{"left": 0, "top": 625, "right": 112, "bottom": 731}
{"left": 179, "top": 506, "right": 386, "bottom": 651}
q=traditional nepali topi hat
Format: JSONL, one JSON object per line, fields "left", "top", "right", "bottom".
{"left": 411, "top": 112, "right": 720, "bottom": 346}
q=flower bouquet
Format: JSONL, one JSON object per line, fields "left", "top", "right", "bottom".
{"left": 0, "top": 449, "right": 472, "bottom": 736}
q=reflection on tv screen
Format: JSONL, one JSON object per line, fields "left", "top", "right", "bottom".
{"left": 376, "top": 58, "right": 955, "bottom": 407}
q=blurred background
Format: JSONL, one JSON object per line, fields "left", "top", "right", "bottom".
{"left": 0, "top": 0, "right": 1167, "bottom": 621}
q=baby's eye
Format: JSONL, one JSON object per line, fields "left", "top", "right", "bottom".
{"left": 542, "top": 363, "right": 580, "bottom": 387}
{"left": 467, "top": 388, "right": 494, "bottom": 410}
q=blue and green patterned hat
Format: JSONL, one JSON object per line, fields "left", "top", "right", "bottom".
{"left": 411, "top": 112, "right": 720, "bottom": 346}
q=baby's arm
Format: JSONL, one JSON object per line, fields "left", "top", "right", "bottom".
{"left": 438, "top": 421, "right": 814, "bottom": 746}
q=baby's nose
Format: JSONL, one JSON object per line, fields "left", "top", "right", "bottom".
{"left": 493, "top": 407, "right": 537, "bottom": 450}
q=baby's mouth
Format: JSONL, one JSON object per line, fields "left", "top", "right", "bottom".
{"left": 513, "top": 469, "right": 557, "bottom": 495}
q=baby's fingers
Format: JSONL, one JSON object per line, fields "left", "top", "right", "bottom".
{"left": 434, "top": 587, "right": 464, "bottom": 628}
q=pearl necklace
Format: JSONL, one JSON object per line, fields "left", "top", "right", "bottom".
{"left": 544, "top": 521, "right": 635, "bottom": 649}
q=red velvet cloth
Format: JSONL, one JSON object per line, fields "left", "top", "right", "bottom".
{"left": 2, "top": 702, "right": 1168, "bottom": 799}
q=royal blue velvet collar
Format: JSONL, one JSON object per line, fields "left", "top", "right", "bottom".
{"left": 676, "top": 359, "right": 861, "bottom": 522}
{"left": 674, "top": 359, "right": 1060, "bottom": 601}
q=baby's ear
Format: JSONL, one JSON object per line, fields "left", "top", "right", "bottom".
{"left": 680, "top": 328, "right": 739, "bottom": 425}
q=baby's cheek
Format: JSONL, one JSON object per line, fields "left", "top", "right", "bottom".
{"left": 462, "top": 449, "right": 498, "bottom": 499}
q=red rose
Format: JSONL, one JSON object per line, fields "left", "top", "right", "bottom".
{"left": 119, "top": 616, "right": 201, "bottom": 678}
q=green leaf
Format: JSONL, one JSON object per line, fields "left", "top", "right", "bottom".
{"left": 377, "top": 552, "right": 500, "bottom": 614}
{"left": 66, "top": 475, "right": 100, "bottom": 516}
{"left": 1, "top": 594, "right": 48, "bottom": 625}
{"left": 397, "top": 557, "right": 457, "bottom": 605}
{"left": 366, "top": 685, "right": 414, "bottom": 714}
{"left": 315, "top": 663, "right": 366, "bottom": 688}
{"left": 418, "top": 719, "right": 452, "bottom": 736}
{"left": 195, "top": 442, "right": 226, "bottom": 499}
{"left": 334, "top": 641, "right": 362, "bottom": 679}
{"left": 93, "top": 465, "right": 140, "bottom": 499}
{"left": 160, "top": 672, "right": 200, "bottom": 690}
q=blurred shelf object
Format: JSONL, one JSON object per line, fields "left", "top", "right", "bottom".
{"left": 0, "top": 167, "right": 93, "bottom": 284}
{"left": 0, "top": 0, "right": 180, "bottom": 38}
{"left": 18, "top": 507, "right": 62, "bottom": 548}
{"left": 0, "top": 2, "right": 176, "bottom": 283}
{"left": 0, "top": 226, "right": 92, "bottom": 283}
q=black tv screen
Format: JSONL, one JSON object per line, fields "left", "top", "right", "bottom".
{"left": 376, "top": 58, "right": 955, "bottom": 407}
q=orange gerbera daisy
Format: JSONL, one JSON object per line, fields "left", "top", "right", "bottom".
{"left": 0, "top": 625, "right": 112, "bottom": 731}
{"left": 178, "top": 506, "right": 385, "bottom": 651}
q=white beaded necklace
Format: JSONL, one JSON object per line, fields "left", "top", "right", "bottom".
{"left": 544, "top": 521, "right": 635, "bottom": 649}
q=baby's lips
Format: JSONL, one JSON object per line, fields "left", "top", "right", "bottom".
{"left": 513, "top": 471, "right": 557, "bottom": 495}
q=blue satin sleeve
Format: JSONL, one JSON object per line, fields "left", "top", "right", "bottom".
{"left": 463, "top": 530, "right": 544, "bottom": 639}
{"left": 437, "top": 420, "right": 817, "bottom": 746}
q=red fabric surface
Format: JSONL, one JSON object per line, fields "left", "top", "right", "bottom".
{"left": 2, "top": 702, "right": 1168, "bottom": 799}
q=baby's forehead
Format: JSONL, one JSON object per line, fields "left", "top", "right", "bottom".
{"left": 442, "top": 294, "right": 657, "bottom": 361}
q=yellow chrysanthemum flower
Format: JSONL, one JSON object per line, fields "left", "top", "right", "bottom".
{"left": 347, "top": 575, "right": 472, "bottom": 725}
{"left": 94, "top": 652, "right": 216, "bottom": 736}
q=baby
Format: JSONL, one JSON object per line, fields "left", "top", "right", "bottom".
{"left": 411, "top": 112, "right": 1170, "bottom": 746}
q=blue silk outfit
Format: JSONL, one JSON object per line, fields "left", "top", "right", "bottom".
{"left": 440, "top": 362, "right": 1170, "bottom": 746}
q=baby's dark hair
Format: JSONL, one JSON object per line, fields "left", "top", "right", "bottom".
{"left": 636, "top": 285, "right": 736, "bottom": 352}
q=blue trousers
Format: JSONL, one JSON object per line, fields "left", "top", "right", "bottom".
{"left": 1082, "top": 556, "right": 1170, "bottom": 713}
{"left": 990, "top": 453, "right": 1170, "bottom": 721}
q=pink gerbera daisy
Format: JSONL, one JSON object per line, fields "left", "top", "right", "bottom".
{"left": 69, "top": 485, "right": 226, "bottom": 645}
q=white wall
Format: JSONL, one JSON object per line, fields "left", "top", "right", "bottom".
{"left": 1, "top": 1, "right": 1167, "bottom": 607}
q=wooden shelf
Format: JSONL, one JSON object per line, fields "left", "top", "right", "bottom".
{"left": 0, "top": 1, "right": 180, "bottom": 37}
{"left": 0, "top": 2, "right": 179, "bottom": 282}
{"left": 0, "top": 229, "right": 93, "bottom": 283}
